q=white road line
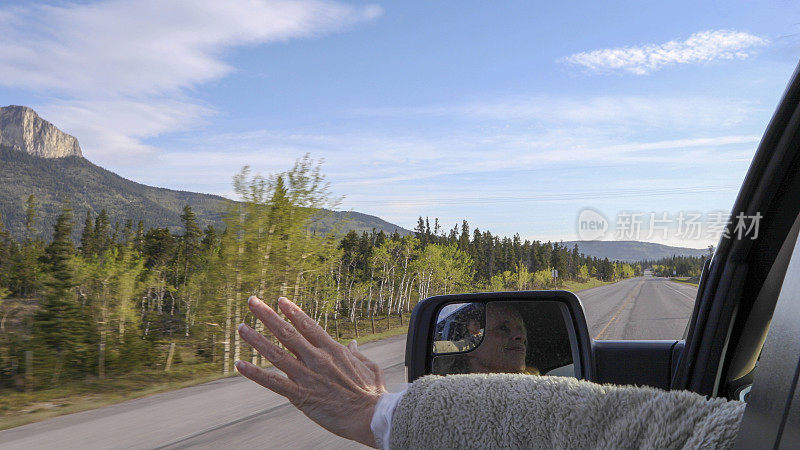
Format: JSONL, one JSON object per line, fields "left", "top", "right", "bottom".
{"left": 664, "top": 281, "right": 696, "bottom": 302}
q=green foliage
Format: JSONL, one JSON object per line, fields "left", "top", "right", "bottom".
{"left": 31, "top": 202, "right": 94, "bottom": 383}
{"left": 578, "top": 264, "right": 590, "bottom": 281}
{"left": 0, "top": 155, "right": 642, "bottom": 393}
{"left": 648, "top": 255, "right": 705, "bottom": 277}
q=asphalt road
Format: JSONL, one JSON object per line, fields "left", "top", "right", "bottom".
{"left": 0, "top": 276, "right": 696, "bottom": 449}
{"left": 580, "top": 276, "right": 698, "bottom": 340}
{"left": 0, "top": 335, "right": 407, "bottom": 450}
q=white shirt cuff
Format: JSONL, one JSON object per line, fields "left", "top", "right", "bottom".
{"left": 370, "top": 388, "right": 407, "bottom": 449}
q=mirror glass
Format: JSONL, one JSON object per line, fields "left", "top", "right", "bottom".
{"left": 431, "top": 300, "right": 576, "bottom": 377}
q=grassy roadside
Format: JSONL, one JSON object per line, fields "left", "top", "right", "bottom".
{"left": 0, "top": 365, "right": 229, "bottom": 431}
{"left": 336, "top": 323, "right": 409, "bottom": 347}
{"left": 0, "top": 323, "right": 409, "bottom": 431}
{"left": 561, "top": 277, "right": 614, "bottom": 292}
{"left": 670, "top": 276, "right": 700, "bottom": 287}
{"left": 0, "top": 278, "right": 616, "bottom": 430}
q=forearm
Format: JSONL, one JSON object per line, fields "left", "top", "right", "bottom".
{"left": 389, "top": 374, "right": 745, "bottom": 449}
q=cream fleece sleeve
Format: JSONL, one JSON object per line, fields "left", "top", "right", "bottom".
{"left": 389, "top": 374, "right": 745, "bottom": 449}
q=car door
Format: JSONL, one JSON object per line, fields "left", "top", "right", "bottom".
{"left": 733, "top": 214, "right": 800, "bottom": 448}
{"left": 661, "top": 63, "right": 800, "bottom": 447}
{"left": 672, "top": 63, "right": 800, "bottom": 398}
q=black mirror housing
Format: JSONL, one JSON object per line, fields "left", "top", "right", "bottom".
{"left": 405, "top": 290, "right": 594, "bottom": 382}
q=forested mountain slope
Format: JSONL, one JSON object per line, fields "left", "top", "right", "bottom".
{"left": 0, "top": 145, "right": 410, "bottom": 239}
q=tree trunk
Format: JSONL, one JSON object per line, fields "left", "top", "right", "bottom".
{"left": 118, "top": 312, "right": 125, "bottom": 343}
{"left": 223, "top": 297, "right": 232, "bottom": 374}
{"left": 25, "top": 350, "right": 32, "bottom": 392}
{"left": 52, "top": 351, "right": 63, "bottom": 384}
{"left": 184, "top": 297, "right": 191, "bottom": 337}
{"left": 98, "top": 293, "right": 109, "bottom": 379}
{"left": 165, "top": 342, "right": 176, "bottom": 371}
{"left": 212, "top": 333, "right": 217, "bottom": 364}
{"left": 233, "top": 205, "right": 244, "bottom": 367}
{"left": 233, "top": 301, "right": 241, "bottom": 365}
{"left": 98, "top": 328, "right": 106, "bottom": 379}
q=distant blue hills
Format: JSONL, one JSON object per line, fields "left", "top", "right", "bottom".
{"left": 562, "top": 240, "right": 711, "bottom": 262}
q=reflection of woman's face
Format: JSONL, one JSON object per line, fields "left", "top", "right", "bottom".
{"left": 468, "top": 304, "right": 527, "bottom": 373}
{"left": 466, "top": 319, "right": 481, "bottom": 336}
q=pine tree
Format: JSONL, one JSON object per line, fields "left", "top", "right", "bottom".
{"left": 93, "top": 209, "right": 111, "bottom": 254}
{"left": 32, "top": 201, "right": 92, "bottom": 383}
{"left": 458, "top": 220, "right": 470, "bottom": 252}
{"left": 179, "top": 205, "right": 203, "bottom": 285}
{"left": 134, "top": 221, "right": 145, "bottom": 253}
{"left": 177, "top": 205, "right": 203, "bottom": 337}
{"left": 25, "top": 194, "right": 37, "bottom": 240}
{"left": 80, "top": 210, "right": 95, "bottom": 256}
{"left": 15, "top": 195, "right": 44, "bottom": 297}
{"left": 0, "top": 213, "right": 13, "bottom": 297}
{"left": 414, "top": 217, "right": 427, "bottom": 247}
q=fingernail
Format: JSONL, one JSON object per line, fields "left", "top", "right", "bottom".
{"left": 234, "top": 360, "right": 243, "bottom": 371}
{"left": 248, "top": 296, "right": 259, "bottom": 306}
{"left": 238, "top": 323, "right": 248, "bottom": 333}
{"left": 350, "top": 340, "right": 358, "bottom": 349}
{"left": 277, "top": 297, "right": 287, "bottom": 306}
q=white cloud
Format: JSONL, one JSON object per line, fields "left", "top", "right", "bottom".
{"left": 0, "top": 0, "right": 381, "bottom": 161}
{"left": 355, "top": 95, "right": 756, "bottom": 130}
{"left": 562, "top": 30, "right": 769, "bottom": 75}
{"left": 124, "top": 126, "right": 757, "bottom": 196}
{"left": 0, "top": 0, "right": 381, "bottom": 96}
{"left": 38, "top": 98, "right": 212, "bottom": 164}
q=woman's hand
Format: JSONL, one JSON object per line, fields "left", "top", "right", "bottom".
{"left": 236, "top": 296, "right": 386, "bottom": 448}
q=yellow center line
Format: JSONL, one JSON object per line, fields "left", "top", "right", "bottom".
{"left": 595, "top": 280, "right": 643, "bottom": 339}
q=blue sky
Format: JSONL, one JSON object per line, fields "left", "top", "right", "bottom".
{"left": 1, "top": 0, "right": 798, "bottom": 247}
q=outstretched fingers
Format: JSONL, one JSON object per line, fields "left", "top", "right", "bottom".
{"left": 277, "top": 297, "right": 340, "bottom": 350}
{"left": 238, "top": 323, "right": 306, "bottom": 377}
{"left": 247, "top": 296, "right": 316, "bottom": 359}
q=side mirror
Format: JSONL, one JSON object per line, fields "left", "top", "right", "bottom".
{"left": 405, "top": 291, "right": 593, "bottom": 382}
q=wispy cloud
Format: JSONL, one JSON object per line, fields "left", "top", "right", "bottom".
{"left": 0, "top": 0, "right": 381, "bottom": 96}
{"left": 110, "top": 111, "right": 756, "bottom": 242}
{"left": 354, "top": 95, "right": 757, "bottom": 130}
{"left": 0, "top": 0, "right": 381, "bottom": 162}
{"left": 561, "top": 30, "right": 769, "bottom": 75}
{"left": 134, "top": 93, "right": 762, "bottom": 188}
{"left": 38, "top": 98, "right": 212, "bottom": 163}
{"left": 128, "top": 126, "right": 758, "bottom": 196}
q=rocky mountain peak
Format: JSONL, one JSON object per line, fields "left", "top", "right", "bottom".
{"left": 0, "top": 105, "right": 83, "bottom": 158}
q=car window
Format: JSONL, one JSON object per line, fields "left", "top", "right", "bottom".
{"left": 0, "top": 1, "right": 796, "bottom": 445}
